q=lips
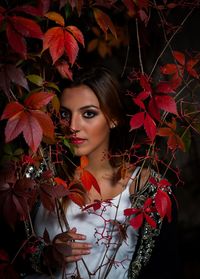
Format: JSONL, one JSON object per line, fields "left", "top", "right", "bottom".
{"left": 70, "top": 137, "right": 86, "bottom": 145}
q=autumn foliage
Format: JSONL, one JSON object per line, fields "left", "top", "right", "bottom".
{"left": 0, "top": 0, "right": 200, "bottom": 277}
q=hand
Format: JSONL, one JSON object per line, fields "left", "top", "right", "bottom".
{"left": 64, "top": 227, "right": 92, "bottom": 263}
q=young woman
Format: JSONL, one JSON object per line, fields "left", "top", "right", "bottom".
{"left": 27, "top": 67, "right": 178, "bottom": 279}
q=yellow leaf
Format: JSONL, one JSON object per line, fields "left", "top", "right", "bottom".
{"left": 45, "top": 12, "right": 65, "bottom": 26}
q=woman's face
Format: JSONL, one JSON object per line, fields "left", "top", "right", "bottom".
{"left": 60, "top": 85, "right": 111, "bottom": 158}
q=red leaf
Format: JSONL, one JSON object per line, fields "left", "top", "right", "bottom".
{"left": 157, "top": 127, "right": 172, "bottom": 137}
{"left": 167, "top": 134, "right": 185, "bottom": 151}
{"left": 129, "top": 213, "right": 144, "bottom": 229}
{"left": 124, "top": 208, "right": 140, "bottom": 216}
{"left": 160, "top": 64, "right": 178, "bottom": 75}
{"left": 10, "top": 16, "right": 43, "bottom": 39}
{"left": 1, "top": 102, "right": 24, "bottom": 120}
{"left": 155, "top": 189, "right": 172, "bottom": 221}
{"left": 6, "top": 64, "right": 29, "bottom": 91}
{"left": 55, "top": 60, "right": 73, "bottom": 80}
{"left": 66, "top": 25, "right": 85, "bottom": 46}
{"left": 50, "top": 33, "right": 65, "bottom": 64}
{"left": 148, "top": 98, "right": 161, "bottom": 122}
{"left": 156, "top": 82, "right": 175, "bottom": 94}
{"left": 5, "top": 111, "right": 27, "bottom": 142}
{"left": 12, "top": 5, "right": 43, "bottom": 16}
{"left": 123, "top": 0, "right": 136, "bottom": 16}
{"left": 155, "top": 95, "right": 178, "bottom": 115}
{"left": 43, "top": 27, "right": 61, "bottom": 50}
{"left": 133, "top": 97, "right": 145, "bottom": 110}
{"left": 24, "top": 92, "right": 54, "bottom": 109}
{"left": 64, "top": 30, "right": 79, "bottom": 65}
{"left": 139, "top": 74, "right": 152, "bottom": 94}
{"left": 23, "top": 113, "right": 43, "bottom": 152}
{"left": 186, "top": 58, "right": 199, "bottom": 78}
{"left": 93, "top": 8, "right": 117, "bottom": 39}
{"left": 38, "top": 0, "right": 50, "bottom": 15}
{"left": 144, "top": 213, "right": 157, "bottom": 228}
{"left": 172, "top": 51, "right": 185, "bottom": 66}
{"left": 6, "top": 21, "right": 27, "bottom": 58}
{"left": 31, "top": 110, "right": 54, "bottom": 140}
{"left": 130, "top": 111, "right": 145, "bottom": 130}
{"left": 80, "top": 155, "right": 89, "bottom": 169}
{"left": 0, "top": 250, "right": 9, "bottom": 262}
{"left": 144, "top": 113, "right": 156, "bottom": 142}
{"left": 81, "top": 170, "right": 101, "bottom": 194}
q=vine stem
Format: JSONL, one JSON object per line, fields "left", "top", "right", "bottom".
{"left": 136, "top": 18, "right": 144, "bottom": 74}
{"left": 149, "top": 1, "right": 195, "bottom": 78}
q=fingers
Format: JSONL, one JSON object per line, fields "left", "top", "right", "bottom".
{"left": 65, "top": 242, "right": 92, "bottom": 263}
{"left": 64, "top": 227, "right": 92, "bottom": 263}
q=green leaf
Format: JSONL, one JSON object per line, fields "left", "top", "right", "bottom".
{"left": 46, "top": 82, "right": 60, "bottom": 92}
{"left": 27, "top": 74, "right": 43, "bottom": 86}
{"left": 62, "top": 138, "right": 74, "bottom": 155}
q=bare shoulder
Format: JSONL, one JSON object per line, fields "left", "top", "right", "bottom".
{"left": 129, "top": 166, "right": 151, "bottom": 195}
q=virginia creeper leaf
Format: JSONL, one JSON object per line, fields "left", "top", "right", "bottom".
{"left": 1, "top": 102, "right": 24, "bottom": 120}
{"left": 23, "top": 113, "right": 43, "bottom": 152}
{"left": 45, "top": 12, "right": 65, "bottom": 26}
{"left": 144, "top": 113, "right": 156, "bottom": 141}
{"left": 155, "top": 95, "right": 178, "bottom": 115}
{"left": 6, "top": 21, "right": 27, "bottom": 58}
{"left": 64, "top": 30, "right": 79, "bottom": 65}
{"left": 129, "top": 213, "right": 143, "bottom": 229}
{"left": 10, "top": 16, "right": 43, "bottom": 39}
{"left": 24, "top": 92, "right": 54, "bottom": 109}
{"left": 66, "top": 25, "right": 85, "bottom": 46}
{"left": 31, "top": 110, "right": 54, "bottom": 140}
{"left": 93, "top": 8, "right": 117, "bottom": 39}
{"left": 172, "top": 51, "right": 185, "bottom": 66}
{"left": 130, "top": 111, "right": 145, "bottom": 130}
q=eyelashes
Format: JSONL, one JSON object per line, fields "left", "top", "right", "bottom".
{"left": 60, "top": 109, "right": 98, "bottom": 120}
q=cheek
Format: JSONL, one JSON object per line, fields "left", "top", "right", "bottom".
{"left": 88, "top": 120, "right": 110, "bottom": 138}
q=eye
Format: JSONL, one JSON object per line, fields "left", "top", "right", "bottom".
{"left": 60, "top": 109, "right": 71, "bottom": 121}
{"left": 83, "top": 110, "right": 97, "bottom": 118}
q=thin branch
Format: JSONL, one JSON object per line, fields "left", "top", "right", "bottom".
{"left": 149, "top": 1, "right": 195, "bottom": 77}
{"left": 136, "top": 18, "right": 144, "bottom": 74}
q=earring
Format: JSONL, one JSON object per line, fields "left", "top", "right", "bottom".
{"left": 110, "top": 122, "right": 117, "bottom": 129}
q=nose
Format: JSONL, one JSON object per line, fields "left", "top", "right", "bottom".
{"left": 69, "top": 113, "right": 80, "bottom": 134}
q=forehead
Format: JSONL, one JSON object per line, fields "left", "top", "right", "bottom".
{"left": 61, "top": 85, "right": 100, "bottom": 108}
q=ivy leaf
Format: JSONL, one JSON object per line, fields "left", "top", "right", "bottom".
{"left": 0, "top": 64, "right": 29, "bottom": 98}
{"left": 31, "top": 110, "right": 54, "bottom": 140}
{"left": 157, "top": 125, "right": 185, "bottom": 151}
{"left": 26, "top": 74, "right": 44, "bottom": 86}
{"left": 130, "top": 111, "right": 145, "bottom": 130}
{"left": 155, "top": 95, "right": 178, "bottom": 115}
{"left": 1, "top": 92, "right": 54, "bottom": 152}
{"left": 64, "top": 30, "right": 79, "bottom": 65}
{"left": 24, "top": 92, "right": 54, "bottom": 109}
{"left": 156, "top": 82, "right": 175, "bottom": 94}
{"left": 129, "top": 213, "right": 143, "bottom": 229}
{"left": 9, "top": 16, "right": 43, "bottom": 39}
{"left": 80, "top": 170, "right": 101, "bottom": 194}
{"left": 144, "top": 113, "right": 156, "bottom": 142}
{"left": 66, "top": 25, "right": 85, "bottom": 46}
{"left": 93, "top": 8, "right": 117, "bottom": 39}
{"left": 172, "top": 50, "right": 185, "bottom": 66}
{"left": 80, "top": 155, "right": 89, "bottom": 169}
{"left": 186, "top": 58, "right": 199, "bottom": 78}
{"left": 55, "top": 60, "right": 73, "bottom": 80}
{"left": 45, "top": 11, "right": 65, "bottom": 26}
{"left": 6, "top": 15, "right": 43, "bottom": 57}
{"left": 155, "top": 189, "right": 172, "bottom": 222}
{"left": 6, "top": 21, "right": 27, "bottom": 58}
{"left": 148, "top": 98, "right": 161, "bottom": 122}
{"left": 43, "top": 26, "right": 84, "bottom": 65}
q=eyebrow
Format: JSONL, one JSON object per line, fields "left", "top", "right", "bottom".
{"left": 60, "top": 105, "right": 100, "bottom": 110}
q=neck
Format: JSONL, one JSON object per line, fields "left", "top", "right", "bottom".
{"left": 86, "top": 153, "right": 114, "bottom": 178}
